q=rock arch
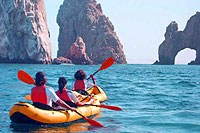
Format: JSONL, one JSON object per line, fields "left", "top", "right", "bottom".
{"left": 175, "top": 48, "right": 196, "bottom": 64}
{"left": 154, "top": 12, "right": 200, "bottom": 65}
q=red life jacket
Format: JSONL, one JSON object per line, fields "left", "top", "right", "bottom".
{"left": 74, "top": 80, "right": 86, "bottom": 91}
{"left": 56, "top": 88, "right": 72, "bottom": 102}
{"left": 31, "top": 85, "right": 47, "bottom": 105}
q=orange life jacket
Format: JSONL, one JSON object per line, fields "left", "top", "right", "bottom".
{"left": 56, "top": 88, "right": 72, "bottom": 102}
{"left": 31, "top": 84, "right": 47, "bottom": 105}
{"left": 74, "top": 80, "right": 86, "bottom": 91}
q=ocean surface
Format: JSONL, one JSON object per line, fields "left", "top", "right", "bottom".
{"left": 0, "top": 64, "right": 200, "bottom": 133}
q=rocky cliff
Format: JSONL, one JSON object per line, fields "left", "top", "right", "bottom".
{"left": 154, "top": 12, "right": 200, "bottom": 65}
{"left": 57, "top": 0, "right": 127, "bottom": 64}
{"left": 0, "top": 0, "right": 51, "bottom": 64}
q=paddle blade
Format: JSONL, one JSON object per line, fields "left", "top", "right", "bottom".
{"left": 97, "top": 105, "right": 122, "bottom": 111}
{"left": 25, "top": 95, "right": 32, "bottom": 101}
{"left": 98, "top": 57, "right": 114, "bottom": 71}
{"left": 18, "top": 70, "right": 35, "bottom": 84}
{"left": 75, "top": 110, "right": 104, "bottom": 127}
{"left": 86, "top": 118, "right": 104, "bottom": 127}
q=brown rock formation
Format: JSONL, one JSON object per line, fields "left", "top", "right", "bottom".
{"left": 57, "top": 0, "right": 127, "bottom": 64}
{"left": 0, "top": 0, "right": 51, "bottom": 64}
{"left": 154, "top": 12, "right": 200, "bottom": 65}
{"left": 66, "top": 37, "right": 94, "bottom": 65}
{"left": 52, "top": 57, "right": 72, "bottom": 65}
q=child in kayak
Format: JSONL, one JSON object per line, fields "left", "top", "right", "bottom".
{"left": 72, "top": 70, "right": 97, "bottom": 95}
{"left": 55, "top": 77, "right": 94, "bottom": 108}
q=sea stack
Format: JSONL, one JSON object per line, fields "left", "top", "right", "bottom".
{"left": 57, "top": 0, "right": 127, "bottom": 64}
{"left": 154, "top": 12, "right": 200, "bottom": 65}
{"left": 0, "top": 0, "right": 51, "bottom": 64}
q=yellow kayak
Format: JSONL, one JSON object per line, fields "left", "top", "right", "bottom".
{"left": 9, "top": 100, "right": 100, "bottom": 124}
{"left": 9, "top": 86, "right": 107, "bottom": 124}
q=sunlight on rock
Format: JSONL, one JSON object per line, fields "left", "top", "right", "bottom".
{"left": 175, "top": 48, "right": 196, "bottom": 64}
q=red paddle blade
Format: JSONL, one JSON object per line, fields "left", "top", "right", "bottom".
{"left": 97, "top": 105, "right": 122, "bottom": 111}
{"left": 75, "top": 110, "right": 104, "bottom": 127}
{"left": 98, "top": 57, "right": 114, "bottom": 71}
{"left": 86, "top": 118, "right": 104, "bottom": 127}
{"left": 25, "top": 95, "right": 32, "bottom": 101}
{"left": 18, "top": 70, "right": 35, "bottom": 84}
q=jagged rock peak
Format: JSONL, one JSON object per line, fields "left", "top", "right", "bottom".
{"left": 165, "top": 21, "right": 178, "bottom": 40}
{"left": 0, "top": 0, "right": 51, "bottom": 64}
{"left": 166, "top": 21, "right": 178, "bottom": 32}
{"left": 57, "top": 0, "right": 127, "bottom": 64}
{"left": 154, "top": 12, "right": 200, "bottom": 65}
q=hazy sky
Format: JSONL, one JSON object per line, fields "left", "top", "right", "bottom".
{"left": 45, "top": 0, "right": 200, "bottom": 64}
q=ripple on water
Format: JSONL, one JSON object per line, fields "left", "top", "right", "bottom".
{"left": 174, "top": 80, "right": 197, "bottom": 87}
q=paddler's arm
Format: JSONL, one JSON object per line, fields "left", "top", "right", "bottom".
{"left": 86, "top": 80, "right": 96, "bottom": 88}
{"left": 86, "top": 75, "right": 97, "bottom": 88}
{"left": 56, "top": 99, "right": 76, "bottom": 111}
{"left": 90, "top": 74, "right": 97, "bottom": 86}
{"left": 47, "top": 86, "right": 76, "bottom": 112}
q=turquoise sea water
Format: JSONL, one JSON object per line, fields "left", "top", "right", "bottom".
{"left": 0, "top": 64, "right": 200, "bottom": 132}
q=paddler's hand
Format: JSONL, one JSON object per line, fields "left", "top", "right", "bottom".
{"left": 90, "top": 74, "right": 96, "bottom": 80}
{"left": 90, "top": 74, "right": 97, "bottom": 85}
{"left": 93, "top": 84, "right": 97, "bottom": 87}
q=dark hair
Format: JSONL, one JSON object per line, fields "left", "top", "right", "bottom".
{"left": 74, "top": 70, "right": 87, "bottom": 80}
{"left": 58, "top": 77, "right": 67, "bottom": 94}
{"left": 35, "top": 71, "right": 47, "bottom": 86}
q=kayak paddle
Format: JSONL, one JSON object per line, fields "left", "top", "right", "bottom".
{"left": 18, "top": 70, "right": 35, "bottom": 84}
{"left": 74, "top": 110, "right": 104, "bottom": 127}
{"left": 90, "top": 105, "right": 122, "bottom": 111}
{"left": 87, "top": 57, "right": 114, "bottom": 80}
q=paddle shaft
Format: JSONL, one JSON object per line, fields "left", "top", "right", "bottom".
{"left": 87, "top": 70, "right": 98, "bottom": 80}
{"left": 85, "top": 104, "right": 122, "bottom": 111}
{"left": 85, "top": 104, "right": 102, "bottom": 108}
{"left": 86, "top": 57, "right": 114, "bottom": 80}
{"left": 75, "top": 110, "right": 87, "bottom": 119}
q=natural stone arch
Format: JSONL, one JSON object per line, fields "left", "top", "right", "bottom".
{"left": 154, "top": 12, "right": 200, "bottom": 65}
{"left": 175, "top": 48, "right": 196, "bottom": 64}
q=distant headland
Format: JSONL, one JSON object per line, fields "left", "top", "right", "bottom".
{"left": 0, "top": 0, "right": 127, "bottom": 65}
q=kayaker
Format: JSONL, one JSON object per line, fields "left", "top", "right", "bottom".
{"left": 31, "top": 71, "right": 76, "bottom": 111}
{"left": 72, "top": 70, "right": 97, "bottom": 95}
{"left": 55, "top": 77, "right": 94, "bottom": 108}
